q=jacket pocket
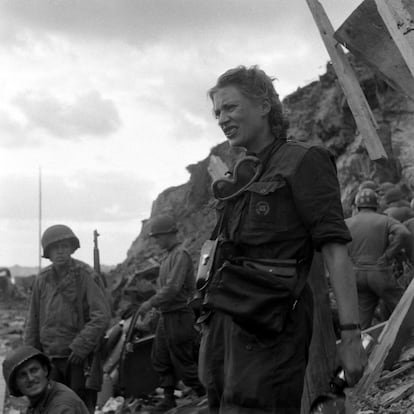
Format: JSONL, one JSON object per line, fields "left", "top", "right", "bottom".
{"left": 246, "top": 177, "right": 289, "bottom": 232}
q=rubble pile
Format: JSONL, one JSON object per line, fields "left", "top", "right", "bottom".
{"left": 0, "top": 307, "right": 27, "bottom": 414}
{"left": 350, "top": 358, "right": 414, "bottom": 413}
{"left": 0, "top": 309, "right": 25, "bottom": 353}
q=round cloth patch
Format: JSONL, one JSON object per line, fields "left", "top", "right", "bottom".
{"left": 255, "top": 201, "right": 270, "bottom": 216}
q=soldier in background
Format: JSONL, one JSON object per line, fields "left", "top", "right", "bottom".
{"left": 24, "top": 224, "right": 110, "bottom": 413}
{"left": 383, "top": 187, "right": 414, "bottom": 223}
{"left": 2, "top": 346, "right": 89, "bottom": 414}
{"left": 345, "top": 189, "right": 411, "bottom": 329}
{"left": 377, "top": 182, "right": 395, "bottom": 213}
{"left": 137, "top": 214, "right": 205, "bottom": 412}
{"left": 358, "top": 180, "right": 378, "bottom": 192}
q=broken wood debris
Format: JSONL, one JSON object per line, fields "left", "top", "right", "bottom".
{"left": 376, "top": 361, "right": 414, "bottom": 386}
{"left": 380, "top": 381, "right": 414, "bottom": 408}
{"left": 354, "top": 274, "right": 414, "bottom": 395}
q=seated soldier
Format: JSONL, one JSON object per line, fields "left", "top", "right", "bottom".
{"left": 2, "top": 345, "right": 89, "bottom": 414}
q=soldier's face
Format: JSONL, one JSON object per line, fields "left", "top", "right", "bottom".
{"left": 15, "top": 359, "right": 49, "bottom": 399}
{"left": 152, "top": 234, "right": 170, "bottom": 249}
{"left": 212, "top": 85, "right": 269, "bottom": 152}
{"left": 48, "top": 240, "right": 74, "bottom": 267}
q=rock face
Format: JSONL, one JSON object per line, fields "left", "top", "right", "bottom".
{"left": 110, "top": 56, "right": 414, "bottom": 282}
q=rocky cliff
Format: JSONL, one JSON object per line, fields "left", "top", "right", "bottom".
{"left": 109, "top": 56, "right": 414, "bottom": 284}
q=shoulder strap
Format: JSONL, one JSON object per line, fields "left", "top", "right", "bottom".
{"left": 210, "top": 203, "right": 229, "bottom": 240}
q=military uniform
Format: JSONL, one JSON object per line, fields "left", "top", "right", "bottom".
{"left": 200, "top": 139, "right": 351, "bottom": 413}
{"left": 24, "top": 258, "right": 110, "bottom": 411}
{"left": 346, "top": 210, "right": 410, "bottom": 329}
{"left": 26, "top": 381, "right": 90, "bottom": 414}
{"left": 148, "top": 243, "right": 204, "bottom": 395}
{"left": 2, "top": 346, "right": 89, "bottom": 414}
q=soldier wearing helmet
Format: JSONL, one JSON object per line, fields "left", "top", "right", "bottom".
{"left": 355, "top": 188, "right": 379, "bottom": 209}
{"left": 345, "top": 189, "right": 410, "bottom": 329}
{"left": 382, "top": 187, "right": 414, "bottom": 223}
{"left": 137, "top": 214, "right": 205, "bottom": 411}
{"left": 2, "top": 345, "right": 89, "bottom": 413}
{"left": 41, "top": 224, "right": 81, "bottom": 259}
{"left": 358, "top": 180, "right": 378, "bottom": 193}
{"left": 24, "top": 224, "right": 110, "bottom": 413}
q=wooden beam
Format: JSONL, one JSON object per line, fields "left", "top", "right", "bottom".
{"left": 354, "top": 275, "right": 414, "bottom": 395}
{"left": 377, "top": 361, "right": 414, "bottom": 385}
{"left": 380, "top": 381, "right": 414, "bottom": 407}
{"left": 375, "top": 0, "right": 414, "bottom": 79}
{"left": 306, "top": 0, "right": 387, "bottom": 160}
{"left": 335, "top": 0, "right": 414, "bottom": 100}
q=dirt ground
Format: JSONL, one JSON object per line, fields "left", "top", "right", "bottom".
{"left": 0, "top": 302, "right": 29, "bottom": 414}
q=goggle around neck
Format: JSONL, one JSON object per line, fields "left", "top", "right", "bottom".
{"left": 212, "top": 156, "right": 263, "bottom": 201}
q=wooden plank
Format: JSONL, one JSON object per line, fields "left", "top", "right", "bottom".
{"left": 335, "top": 0, "right": 414, "bottom": 100}
{"left": 306, "top": 0, "right": 387, "bottom": 161}
{"left": 354, "top": 275, "right": 414, "bottom": 395}
{"left": 380, "top": 380, "right": 414, "bottom": 407}
{"left": 377, "top": 361, "right": 414, "bottom": 385}
{"left": 375, "top": 0, "right": 414, "bottom": 79}
{"left": 362, "top": 321, "right": 387, "bottom": 343}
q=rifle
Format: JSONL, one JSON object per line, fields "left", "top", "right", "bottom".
{"left": 93, "top": 229, "right": 107, "bottom": 288}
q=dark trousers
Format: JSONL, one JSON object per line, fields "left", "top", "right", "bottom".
{"left": 355, "top": 267, "right": 404, "bottom": 329}
{"left": 151, "top": 308, "right": 204, "bottom": 393}
{"left": 50, "top": 357, "right": 97, "bottom": 414}
{"left": 199, "top": 285, "right": 313, "bottom": 414}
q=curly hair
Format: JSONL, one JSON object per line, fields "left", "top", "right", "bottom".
{"left": 208, "top": 65, "right": 289, "bottom": 140}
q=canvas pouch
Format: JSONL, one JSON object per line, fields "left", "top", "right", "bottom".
{"left": 205, "top": 258, "right": 299, "bottom": 334}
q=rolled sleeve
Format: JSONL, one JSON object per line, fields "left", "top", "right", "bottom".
{"left": 292, "top": 146, "right": 351, "bottom": 250}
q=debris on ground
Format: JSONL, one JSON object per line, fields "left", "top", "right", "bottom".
{"left": 348, "top": 346, "right": 414, "bottom": 413}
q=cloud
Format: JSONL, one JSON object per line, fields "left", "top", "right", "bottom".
{"left": 0, "top": 110, "right": 28, "bottom": 147}
{"left": 0, "top": 1, "right": 310, "bottom": 47}
{"left": 0, "top": 170, "right": 153, "bottom": 222}
{"left": 13, "top": 90, "right": 121, "bottom": 139}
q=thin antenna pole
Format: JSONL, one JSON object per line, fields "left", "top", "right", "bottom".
{"left": 38, "top": 166, "right": 42, "bottom": 272}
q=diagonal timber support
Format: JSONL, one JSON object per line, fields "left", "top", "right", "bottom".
{"left": 375, "top": 0, "right": 414, "bottom": 80}
{"left": 354, "top": 275, "right": 414, "bottom": 395}
{"left": 306, "top": 0, "right": 387, "bottom": 161}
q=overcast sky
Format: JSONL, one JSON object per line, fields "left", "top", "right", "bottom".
{"left": 0, "top": 0, "right": 362, "bottom": 268}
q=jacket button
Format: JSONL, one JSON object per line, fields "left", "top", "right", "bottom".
{"left": 246, "top": 344, "right": 253, "bottom": 351}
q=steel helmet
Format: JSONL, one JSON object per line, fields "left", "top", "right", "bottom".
{"left": 2, "top": 346, "right": 51, "bottom": 397}
{"left": 355, "top": 188, "right": 378, "bottom": 209}
{"left": 41, "top": 224, "right": 80, "bottom": 258}
{"left": 384, "top": 188, "right": 403, "bottom": 204}
{"left": 148, "top": 214, "right": 178, "bottom": 237}
{"left": 358, "top": 180, "right": 378, "bottom": 192}
{"left": 377, "top": 181, "right": 394, "bottom": 196}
